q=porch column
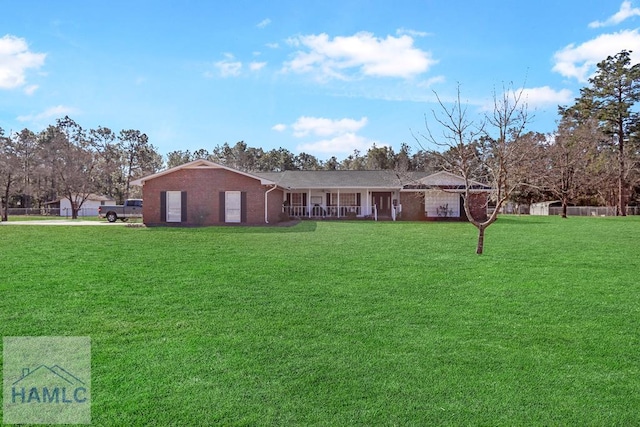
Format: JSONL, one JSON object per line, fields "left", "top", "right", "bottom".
{"left": 365, "top": 189, "right": 370, "bottom": 216}
{"left": 337, "top": 189, "right": 340, "bottom": 218}
{"left": 308, "top": 189, "right": 311, "bottom": 218}
{"left": 392, "top": 190, "right": 397, "bottom": 221}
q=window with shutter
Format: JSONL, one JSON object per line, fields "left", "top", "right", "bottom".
{"left": 225, "top": 191, "right": 241, "bottom": 223}
{"left": 166, "top": 191, "right": 182, "bottom": 222}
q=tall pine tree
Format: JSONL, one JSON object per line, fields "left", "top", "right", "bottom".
{"left": 574, "top": 51, "right": 640, "bottom": 215}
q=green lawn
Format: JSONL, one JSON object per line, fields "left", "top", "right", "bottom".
{"left": 1, "top": 216, "right": 639, "bottom": 425}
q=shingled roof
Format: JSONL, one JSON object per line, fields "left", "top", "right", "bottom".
{"left": 254, "top": 170, "right": 430, "bottom": 189}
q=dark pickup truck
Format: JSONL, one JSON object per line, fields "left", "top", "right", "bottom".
{"left": 98, "top": 199, "right": 143, "bottom": 222}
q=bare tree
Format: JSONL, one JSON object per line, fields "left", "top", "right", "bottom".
{"left": 89, "top": 126, "right": 124, "bottom": 202}
{"left": 416, "top": 84, "right": 533, "bottom": 254}
{"left": 0, "top": 128, "right": 18, "bottom": 221}
{"left": 9, "top": 129, "right": 39, "bottom": 209}
{"left": 39, "top": 117, "right": 100, "bottom": 219}
{"left": 118, "top": 129, "right": 163, "bottom": 199}
{"left": 545, "top": 111, "right": 604, "bottom": 217}
{"left": 507, "top": 131, "right": 547, "bottom": 211}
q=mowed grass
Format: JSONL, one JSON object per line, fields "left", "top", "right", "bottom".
{"left": 1, "top": 216, "right": 639, "bottom": 426}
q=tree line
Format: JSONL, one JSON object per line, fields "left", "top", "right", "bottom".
{"left": 1, "top": 51, "right": 639, "bottom": 223}
{"left": 415, "top": 50, "right": 640, "bottom": 253}
{"left": 165, "top": 141, "right": 436, "bottom": 173}
{"left": 521, "top": 50, "right": 640, "bottom": 217}
{"left": 0, "top": 117, "right": 163, "bottom": 219}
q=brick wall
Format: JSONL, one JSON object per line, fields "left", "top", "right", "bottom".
{"left": 142, "top": 168, "right": 283, "bottom": 226}
{"left": 399, "top": 191, "right": 488, "bottom": 222}
{"left": 467, "top": 193, "right": 488, "bottom": 222}
{"left": 399, "top": 192, "right": 425, "bottom": 221}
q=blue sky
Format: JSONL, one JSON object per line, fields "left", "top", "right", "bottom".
{"left": 2, "top": 0, "right": 640, "bottom": 160}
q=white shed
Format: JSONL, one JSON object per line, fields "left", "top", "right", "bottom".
{"left": 530, "top": 200, "right": 560, "bottom": 216}
{"left": 60, "top": 194, "right": 116, "bottom": 217}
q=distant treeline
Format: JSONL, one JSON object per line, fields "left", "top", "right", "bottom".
{"left": 165, "top": 141, "right": 439, "bottom": 172}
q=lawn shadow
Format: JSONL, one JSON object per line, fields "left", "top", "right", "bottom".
{"left": 149, "top": 219, "right": 319, "bottom": 234}
{"left": 236, "top": 219, "right": 318, "bottom": 234}
{"left": 492, "top": 215, "right": 549, "bottom": 225}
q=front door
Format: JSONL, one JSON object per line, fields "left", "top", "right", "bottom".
{"left": 371, "top": 192, "right": 392, "bottom": 216}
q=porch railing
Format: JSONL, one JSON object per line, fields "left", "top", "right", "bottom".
{"left": 326, "top": 206, "right": 361, "bottom": 217}
{"left": 284, "top": 205, "right": 362, "bottom": 218}
{"left": 284, "top": 206, "right": 308, "bottom": 217}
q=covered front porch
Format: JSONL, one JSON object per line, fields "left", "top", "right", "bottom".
{"left": 282, "top": 189, "right": 401, "bottom": 220}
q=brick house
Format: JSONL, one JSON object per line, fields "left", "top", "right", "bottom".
{"left": 132, "top": 160, "right": 490, "bottom": 226}
{"left": 130, "top": 159, "right": 284, "bottom": 226}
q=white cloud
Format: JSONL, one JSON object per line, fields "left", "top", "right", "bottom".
{"left": 478, "top": 86, "right": 572, "bottom": 112}
{"left": 23, "top": 84, "right": 39, "bottom": 95}
{"left": 208, "top": 54, "right": 265, "bottom": 77}
{"left": 520, "top": 86, "right": 573, "bottom": 107}
{"left": 213, "top": 53, "right": 242, "bottom": 77}
{"left": 257, "top": 18, "right": 271, "bottom": 29}
{"left": 17, "top": 105, "right": 77, "bottom": 123}
{"left": 277, "top": 116, "right": 377, "bottom": 156}
{"left": 589, "top": 1, "right": 640, "bottom": 28}
{"left": 0, "top": 35, "right": 46, "bottom": 90}
{"left": 283, "top": 31, "right": 436, "bottom": 80}
{"left": 552, "top": 29, "right": 640, "bottom": 81}
{"left": 266, "top": 42, "right": 279, "bottom": 49}
{"left": 396, "top": 28, "right": 431, "bottom": 37}
{"left": 249, "top": 61, "right": 266, "bottom": 71}
{"left": 291, "top": 116, "right": 368, "bottom": 137}
{"left": 418, "top": 75, "right": 445, "bottom": 88}
{"left": 296, "top": 132, "right": 373, "bottom": 154}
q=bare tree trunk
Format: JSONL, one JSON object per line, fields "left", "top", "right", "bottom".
{"left": 476, "top": 224, "right": 486, "bottom": 255}
{"left": 618, "top": 165, "right": 625, "bottom": 216}
{"left": 125, "top": 154, "right": 134, "bottom": 200}
{"left": 561, "top": 195, "right": 568, "bottom": 219}
{"left": 3, "top": 175, "right": 11, "bottom": 221}
{"left": 618, "top": 123, "right": 626, "bottom": 216}
{"left": 71, "top": 198, "right": 79, "bottom": 219}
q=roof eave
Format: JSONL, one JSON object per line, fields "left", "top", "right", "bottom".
{"left": 130, "top": 159, "right": 277, "bottom": 186}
